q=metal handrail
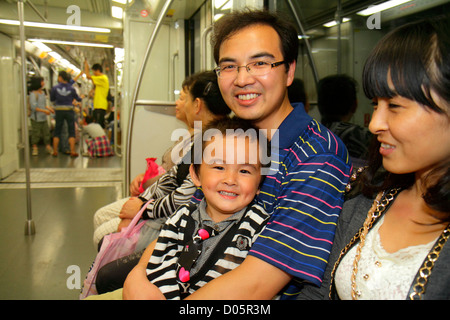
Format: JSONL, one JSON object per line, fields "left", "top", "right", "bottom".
{"left": 171, "top": 51, "right": 179, "bottom": 101}
{"left": 200, "top": 25, "right": 212, "bottom": 70}
{"left": 135, "top": 100, "right": 176, "bottom": 107}
{"left": 125, "top": 0, "right": 175, "bottom": 196}
{"left": 114, "top": 60, "right": 123, "bottom": 157}
{"left": 18, "top": 0, "right": 35, "bottom": 235}
{"left": 286, "top": 0, "right": 320, "bottom": 89}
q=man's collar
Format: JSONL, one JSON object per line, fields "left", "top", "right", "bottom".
{"left": 276, "top": 102, "right": 312, "bottom": 149}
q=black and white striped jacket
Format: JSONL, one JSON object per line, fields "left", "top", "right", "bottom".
{"left": 146, "top": 200, "right": 270, "bottom": 300}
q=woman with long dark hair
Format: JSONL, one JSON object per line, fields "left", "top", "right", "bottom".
{"left": 299, "top": 17, "right": 450, "bottom": 300}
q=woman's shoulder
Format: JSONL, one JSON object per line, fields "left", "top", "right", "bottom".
{"left": 341, "top": 193, "right": 374, "bottom": 224}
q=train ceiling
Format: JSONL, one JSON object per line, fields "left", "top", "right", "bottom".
{"left": 0, "top": 0, "right": 448, "bottom": 77}
{"left": 0, "top": 0, "right": 204, "bottom": 77}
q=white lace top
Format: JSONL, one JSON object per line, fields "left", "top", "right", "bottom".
{"left": 335, "top": 216, "right": 437, "bottom": 300}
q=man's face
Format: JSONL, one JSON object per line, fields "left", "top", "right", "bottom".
{"left": 217, "top": 24, "right": 295, "bottom": 130}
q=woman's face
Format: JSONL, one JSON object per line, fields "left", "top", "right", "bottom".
{"left": 369, "top": 92, "right": 450, "bottom": 179}
{"left": 175, "top": 87, "right": 188, "bottom": 125}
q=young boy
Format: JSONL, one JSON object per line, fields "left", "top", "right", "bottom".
{"left": 123, "top": 117, "right": 270, "bottom": 299}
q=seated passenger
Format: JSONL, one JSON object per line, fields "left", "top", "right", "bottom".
{"left": 90, "top": 71, "right": 231, "bottom": 294}
{"left": 297, "top": 17, "right": 450, "bottom": 300}
{"left": 88, "top": 117, "right": 269, "bottom": 299}
{"left": 129, "top": 93, "right": 194, "bottom": 196}
{"left": 82, "top": 116, "right": 114, "bottom": 157}
{"left": 318, "top": 74, "right": 373, "bottom": 167}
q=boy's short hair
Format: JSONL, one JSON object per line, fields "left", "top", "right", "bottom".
{"left": 192, "top": 117, "right": 270, "bottom": 179}
{"left": 92, "top": 63, "right": 103, "bottom": 72}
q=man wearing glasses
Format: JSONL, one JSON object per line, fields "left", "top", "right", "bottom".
{"left": 124, "top": 9, "right": 352, "bottom": 300}
{"left": 187, "top": 10, "right": 352, "bottom": 300}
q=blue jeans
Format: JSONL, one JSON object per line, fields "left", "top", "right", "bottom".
{"left": 53, "top": 110, "right": 75, "bottom": 138}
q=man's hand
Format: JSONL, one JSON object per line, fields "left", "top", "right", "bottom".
{"left": 122, "top": 240, "right": 165, "bottom": 300}
{"left": 122, "top": 264, "right": 166, "bottom": 300}
{"left": 119, "top": 197, "right": 144, "bottom": 220}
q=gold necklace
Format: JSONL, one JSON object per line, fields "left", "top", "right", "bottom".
{"left": 409, "top": 223, "right": 450, "bottom": 299}
{"left": 348, "top": 188, "right": 449, "bottom": 300}
{"left": 350, "top": 191, "right": 385, "bottom": 300}
{"left": 329, "top": 188, "right": 400, "bottom": 300}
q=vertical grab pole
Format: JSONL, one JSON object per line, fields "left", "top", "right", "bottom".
{"left": 114, "top": 59, "right": 122, "bottom": 157}
{"left": 125, "top": 0, "right": 175, "bottom": 196}
{"left": 200, "top": 26, "right": 212, "bottom": 71}
{"left": 285, "top": 0, "right": 320, "bottom": 89}
{"left": 336, "top": 0, "right": 342, "bottom": 74}
{"left": 171, "top": 51, "right": 179, "bottom": 101}
{"left": 18, "top": 0, "right": 35, "bottom": 235}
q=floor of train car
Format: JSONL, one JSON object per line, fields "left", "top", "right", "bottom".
{"left": 0, "top": 142, "right": 123, "bottom": 300}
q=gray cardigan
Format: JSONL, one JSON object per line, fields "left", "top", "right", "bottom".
{"left": 298, "top": 192, "right": 450, "bottom": 300}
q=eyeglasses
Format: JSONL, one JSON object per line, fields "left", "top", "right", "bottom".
{"left": 214, "top": 60, "right": 285, "bottom": 78}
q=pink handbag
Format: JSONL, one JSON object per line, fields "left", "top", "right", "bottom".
{"left": 80, "top": 200, "right": 153, "bottom": 299}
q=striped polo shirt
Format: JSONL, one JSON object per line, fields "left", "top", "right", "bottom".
{"left": 249, "top": 103, "right": 352, "bottom": 299}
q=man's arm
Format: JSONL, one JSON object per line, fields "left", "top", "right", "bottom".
{"left": 186, "top": 256, "right": 292, "bottom": 300}
{"left": 73, "top": 71, "right": 83, "bottom": 82}
{"left": 84, "top": 60, "right": 92, "bottom": 80}
{"left": 122, "top": 239, "right": 162, "bottom": 300}
{"left": 49, "top": 87, "right": 56, "bottom": 103}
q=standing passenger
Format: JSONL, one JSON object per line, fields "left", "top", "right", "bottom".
{"left": 50, "top": 71, "right": 81, "bottom": 157}
{"left": 28, "top": 76, "right": 54, "bottom": 156}
{"left": 84, "top": 61, "right": 109, "bottom": 128}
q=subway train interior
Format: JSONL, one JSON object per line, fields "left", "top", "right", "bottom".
{"left": 0, "top": 0, "right": 448, "bottom": 300}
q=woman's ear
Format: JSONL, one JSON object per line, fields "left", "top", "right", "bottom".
{"left": 194, "top": 97, "right": 202, "bottom": 115}
{"left": 189, "top": 163, "right": 201, "bottom": 187}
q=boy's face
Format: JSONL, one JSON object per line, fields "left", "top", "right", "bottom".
{"left": 190, "top": 135, "right": 262, "bottom": 222}
{"left": 217, "top": 24, "right": 295, "bottom": 129}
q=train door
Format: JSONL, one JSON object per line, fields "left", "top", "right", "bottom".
{"left": 0, "top": 33, "right": 20, "bottom": 180}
